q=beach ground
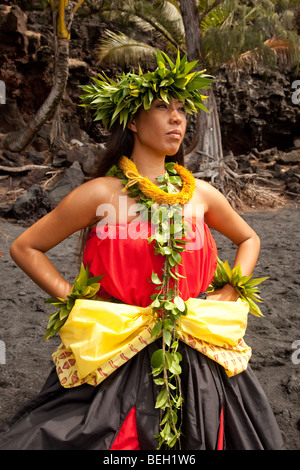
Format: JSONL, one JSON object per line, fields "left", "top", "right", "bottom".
{"left": 0, "top": 204, "right": 299, "bottom": 450}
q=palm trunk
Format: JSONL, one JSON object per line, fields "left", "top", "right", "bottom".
{"left": 179, "top": 0, "right": 225, "bottom": 186}
{"left": 178, "top": 0, "right": 203, "bottom": 64}
{"left": 3, "top": 38, "right": 70, "bottom": 152}
{"left": 185, "top": 89, "right": 224, "bottom": 184}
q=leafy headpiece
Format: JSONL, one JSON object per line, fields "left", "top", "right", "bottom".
{"left": 79, "top": 49, "right": 214, "bottom": 129}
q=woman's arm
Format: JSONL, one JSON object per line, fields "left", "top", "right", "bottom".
{"left": 10, "top": 178, "right": 106, "bottom": 300}
{"left": 199, "top": 180, "right": 261, "bottom": 301}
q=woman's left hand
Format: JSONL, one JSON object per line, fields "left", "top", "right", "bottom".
{"left": 206, "top": 284, "right": 240, "bottom": 302}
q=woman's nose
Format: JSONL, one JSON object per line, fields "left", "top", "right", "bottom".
{"left": 169, "top": 108, "right": 182, "bottom": 123}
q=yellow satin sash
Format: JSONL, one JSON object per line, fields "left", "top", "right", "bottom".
{"left": 52, "top": 297, "right": 252, "bottom": 388}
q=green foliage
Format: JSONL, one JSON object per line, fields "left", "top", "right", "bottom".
{"left": 95, "top": 0, "right": 300, "bottom": 74}
{"left": 200, "top": 0, "right": 300, "bottom": 70}
{"left": 207, "top": 257, "right": 269, "bottom": 317}
{"left": 96, "top": 30, "right": 157, "bottom": 67}
{"left": 79, "top": 49, "right": 213, "bottom": 129}
{"left": 112, "top": 160, "right": 191, "bottom": 449}
{"left": 97, "top": 0, "right": 185, "bottom": 61}
{"left": 44, "top": 264, "right": 103, "bottom": 340}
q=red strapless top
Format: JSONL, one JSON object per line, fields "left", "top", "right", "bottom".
{"left": 83, "top": 219, "right": 217, "bottom": 308}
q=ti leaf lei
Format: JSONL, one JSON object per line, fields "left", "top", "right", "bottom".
{"left": 44, "top": 265, "right": 103, "bottom": 340}
{"left": 208, "top": 258, "right": 268, "bottom": 317}
{"left": 108, "top": 161, "right": 189, "bottom": 449}
{"left": 79, "top": 49, "right": 213, "bottom": 130}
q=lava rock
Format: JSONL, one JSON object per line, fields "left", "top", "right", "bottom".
{"left": 12, "top": 183, "right": 52, "bottom": 222}
{"left": 46, "top": 161, "right": 85, "bottom": 207}
{"left": 276, "top": 150, "right": 300, "bottom": 165}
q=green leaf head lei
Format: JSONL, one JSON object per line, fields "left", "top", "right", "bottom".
{"left": 79, "top": 49, "right": 214, "bottom": 129}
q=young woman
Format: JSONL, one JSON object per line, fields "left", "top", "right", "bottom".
{"left": 0, "top": 52, "right": 283, "bottom": 450}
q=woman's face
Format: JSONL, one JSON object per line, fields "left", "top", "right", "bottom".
{"left": 128, "top": 98, "right": 187, "bottom": 157}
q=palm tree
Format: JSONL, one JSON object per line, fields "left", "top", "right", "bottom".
{"left": 95, "top": 0, "right": 300, "bottom": 202}
{"left": 3, "top": 0, "right": 86, "bottom": 152}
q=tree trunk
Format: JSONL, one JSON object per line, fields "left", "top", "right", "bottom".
{"left": 185, "top": 89, "right": 224, "bottom": 184}
{"left": 178, "top": 0, "right": 203, "bottom": 64}
{"left": 179, "top": 0, "right": 225, "bottom": 188}
{"left": 3, "top": 37, "right": 70, "bottom": 152}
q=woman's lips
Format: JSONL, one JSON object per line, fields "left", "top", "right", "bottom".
{"left": 167, "top": 129, "right": 182, "bottom": 139}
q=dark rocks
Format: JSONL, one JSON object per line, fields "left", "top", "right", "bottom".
{"left": 0, "top": 4, "right": 28, "bottom": 55}
{"left": 50, "top": 137, "right": 104, "bottom": 175}
{"left": 0, "top": 202, "right": 13, "bottom": 219}
{"left": 11, "top": 183, "right": 52, "bottom": 223}
{"left": 2, "top": 149, "right": 24, "bottom": 166}
{"left": 215, "top": 66, "right": 300, "bottom": 155}
{"left": 0, "top": 148, "right": 32, "bottom": 167}
{"left": 65, "top": 144, "right": 103, "bottom": 175}
{"left": 46, "top": 161, "right": 85, "bottom": 208}
{"left": 0, "top": 99, "right": 26, "bottom": 134}
{"left": 0, "top": 142, "right": 94, "bottom": 223}
{"left": 0, "top": 160, "right": 85, "bottom": 223}
{"left": 52, "top": 149, "right": 68, "bottom": 168}
{"left": 24, "top": 150, "right": 47, "bottom": 166}
{"left": 282, "top": 373, "right": 300, "bottom": 396}
{"left": 227, "top": 146, "right": 300, "bottom": 198}
{"left": 19, "top": 166, "right": 49, "bottom": 189}
{"left": 276, "top": 150, "right": 300, "bottom": 165}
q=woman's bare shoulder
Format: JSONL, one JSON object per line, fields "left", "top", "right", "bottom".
{"left": 195, "top": 178, "right": 216, "bottom": 194}
{"left": 194, "top": 178, "right": 222, "bottom": 208}
{"left": 81, "top": 175, "right": 122, "bottom": 189}
{"left": 49, "top": 175, "right": 123, "bottom": 226}
{"left": 71, "top": 175, "right": 123, "bottom": 202}
{"left": 195, "top": 177, "right": 231, "bottom": 202}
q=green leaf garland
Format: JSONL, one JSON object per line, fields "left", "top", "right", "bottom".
{"left": 110, "top": 161, "right": 189, "bottom": 449}
{"left": 208, "top": 257, "right": 268, "bottom": 317}
{"left": 44, "top": 264, "right": 103, "bottom": 340}
{"left": 79, "top": 49, "right": 214, "bottom": 129}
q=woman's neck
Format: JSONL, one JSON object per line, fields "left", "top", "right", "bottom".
{"left": 131, "top": 152, "right": 166, "bottom": 184}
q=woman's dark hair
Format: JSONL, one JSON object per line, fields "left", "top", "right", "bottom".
{"left": 95, "top": 121, "right": 185, "bottom": 177}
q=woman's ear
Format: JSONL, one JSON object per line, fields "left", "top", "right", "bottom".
{"left": 127, "top": 118, "right": 137, "bottom": 133}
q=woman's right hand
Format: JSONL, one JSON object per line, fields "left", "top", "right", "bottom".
{"left": 206, "top": 284, "right": 239, "bottom": 302}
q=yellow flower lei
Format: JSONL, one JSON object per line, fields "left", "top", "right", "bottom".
{"left": 118, "top": 156, "right": 196, "bottom": 205}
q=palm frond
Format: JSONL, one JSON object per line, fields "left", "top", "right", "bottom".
{"left": 134, "top": 1, "right": 185, "bottom": 52}
{"left": 232, "top": 36, "right": 300, "bottom": 70}
{"left": 200, "top": 0, "right": 236, "bottom": 31}
{"left": 158, "top": 0, "right": 185, "bottom": 35}
{"left": 96, "top": 29, "right": 157, "bottom": 65}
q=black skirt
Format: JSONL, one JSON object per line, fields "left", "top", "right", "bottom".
{"left": 0, "top": 340, "right": 284, "bottom": 450}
